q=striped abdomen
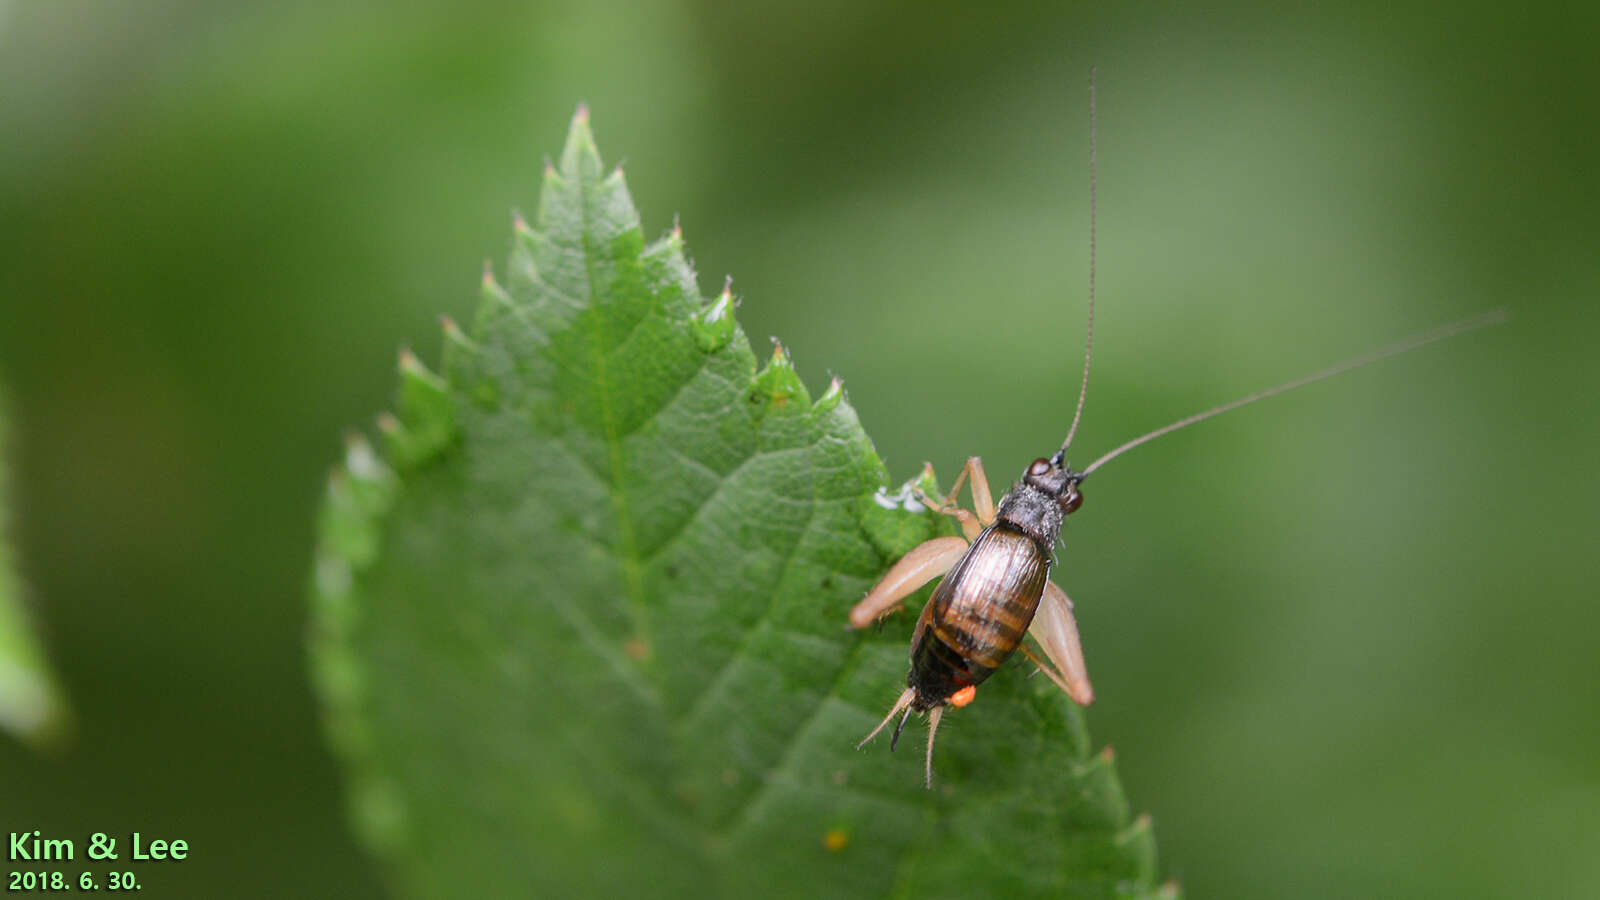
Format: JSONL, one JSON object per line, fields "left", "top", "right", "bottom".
{"left": 908, "top": 524, "right": 1050, "bottom": 705}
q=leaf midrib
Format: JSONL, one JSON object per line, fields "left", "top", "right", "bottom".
{"left": 576, "top": 173, "right": 653, "bottom": 665}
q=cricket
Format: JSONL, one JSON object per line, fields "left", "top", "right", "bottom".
{"left": 849, "top": 70, "right": 1508, "bottom": 787}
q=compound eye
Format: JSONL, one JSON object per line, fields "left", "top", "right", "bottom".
{"left": 1028, "top": 458, "right": 1051, "bottom": 476}
{"left": 1061, "top": 486, "right": 1084, "bottom": 514}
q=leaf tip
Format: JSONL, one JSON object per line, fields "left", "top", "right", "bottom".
{"left": 814, "top": 375, "right": 845, "bottom": 412}
{"left": 397, "top": 346, "right": 435, "bottom": 379}
{"left": 509, "top": 217, "right": 542, "bottom": 288}
{"left": 481, "top": 265, "right": 512, "bottom": 309}
{"left": 1114, "top": 812, "right": 1153, "bottom": 844}
{"left": 440, "top": 315, "right": 478, "bottom": 353}
{"left": 768, "top": 337, "right": 790, "bottom": 367}
{"left": 397, "top": 348, "right": 449, "bottom": 411}
{"left": 860, "top": 468, "right": 952, "bottom": 559}
{"left": 1113, "top": 813, "right": 1161, "bottom": 880}
{"left": 388, "top": 345, "right": 458, "bottom": 466}
{"left": 752, "top": 338, "right": 809, "bottom": 409}
{"left": 559, "top": 103, "right": 602, "bottom": 180}
{"left": 690, "top": 282, "right": 736, "bottom": 352}
{"left": 512, "top": 214, "right": 537, "bottom": 243}
{"left": 342, "top": 432, "right": 390, "bottom": 483}
{"left": 375, "top": 411, "right": 412, "bottom": 461}
{"left": 438, "top": 315, "right": 479, "bottom": 378}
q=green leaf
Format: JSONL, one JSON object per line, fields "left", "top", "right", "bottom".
{"left": 311, "top": 108, "right": 1176, "bottom": 899}
{"left": 0, "top": 389, "right": 70, "bottom": 747}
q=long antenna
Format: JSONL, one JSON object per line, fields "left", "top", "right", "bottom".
{"left": 1080, "top": 307, "right": 1508, "bottom": 477}
{"left": 1057, "top": 67, "right": 1098, "bottom": 460}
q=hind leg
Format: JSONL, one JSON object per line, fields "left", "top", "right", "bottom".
{"left": 848, "top": 536, "right": 969, "bottom": 628}
{"left": 1021, "top": 581, "right": 1095, "bottom": 705}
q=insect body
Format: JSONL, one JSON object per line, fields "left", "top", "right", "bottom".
{"left": 850, "top": 71, "right": 1507, "bottom": 788}
{"left": 915, "top": 519, "right": 1055, "bottom": 697}
{"left": 851, "top": 455, "right": 1093, "bottom": 788}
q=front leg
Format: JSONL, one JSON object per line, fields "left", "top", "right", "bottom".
{"left": 949, "top": 456, "right": 995, "bottom": 525}
{"left": 915, "top": 456, "right": 997, "bottom": 540}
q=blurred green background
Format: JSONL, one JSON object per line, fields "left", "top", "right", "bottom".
{"left": 2, "top": 0, "right": 1596, "bottom": 897}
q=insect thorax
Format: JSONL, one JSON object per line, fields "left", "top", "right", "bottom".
{"left": 995, "top": 483, "right": 1064, "bottom": 553}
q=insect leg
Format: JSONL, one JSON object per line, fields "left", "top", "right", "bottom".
{"left": 914, "top": 456, "right": 991, "bottom": 540}
{"left": 918, "top": 499, "right": 983, "bottom": 541}
{"left": 962, "top": 457, "right": 995, "bottom": 525}
{"left": 1021, "top": 581, "right": 1095, "bottom": 705}
{"left": 848, "top": 536, "right": 968, "bottom": 628}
